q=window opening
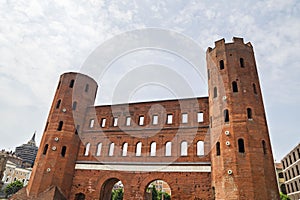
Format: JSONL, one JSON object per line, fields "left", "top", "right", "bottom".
{"left": 56, "top": 99, "right": 61, "bottom": 109}
{"left": 253, "top": 83, "right": 257, "bottom": 94}
{"left": 126, "top": 117, "right": 131, "bottom": 126}
{"left": 238, "top": 139, "right": 245, "bottom": 153}
{"left": 181, "top": 141, "right": 188, "bottom": 156}
{"left": 150, "top": 142, "right": 156, "bottom": 156}
{"left": 139, "top": 116, "right": 144, "bottom": 126}
{"left": 247, "top": 108, "right": 253, "bottom": 120}
{"left": 216, "top": 142, "right": 220, "bottom": 156}
{"left": 43, "top": 144, "right": 48, "bottom": 155}
{"left": 101, "top": 118, "right": 106, "bottom": 128}
{"left": 213, "top": 87, "right": 217, "bottom": 98}
{"left": 136, "top": 142, "right": 142, "bottom": 156}
{"left": 219, "top": 60, "right": 224, "bottom": 70}
{"left": 167, "top": 114, "right": 173, "bottom": 124}
{"left": 69, "top": 79, "right": 75, "bottom": 88}
{"left": 96, "top": 143, "right": 102, "bottom": 156}
{"left": 232, "top": 81, "right": 238, "bottom": 92}
{"left": 84, "top": 143, "right": 90, "bottom": 156}
{"left": 182, "top": 113, "right": 188, "bottom": 123}
{"left": 89, "top": 119, "right": 94, "bottom": 128}
{"left": 240, "top": 58, "right": 244, "bottom": 68}
{"left": 122, "top": 143, "right": 128, "bottom": 156}
{"left": 197, "top": 141, "right": 204, "bottom": 156}
{"left": 72, "top": 101, "right": 77, "bottom": 110}
{"left": 85, "top": 84, "right": 89, "bottom": 92}
{"left": 113, "top": 117, "right": 118, "bottom": 127}
{"left": 165, "top": 142, "right": 172, "bottom": 156}
{"left": 197, "top": 112, "right": 204, "bottom": 122}
{"left": 57, "top": 121, "right": 63, "bottom": 131}
{"left": 108, "top": 143, "right": 114, "bottom": 156}
{"left": 224, "top": 109, "right": 229, "bottom": 122}
{"left": 152, "top": 115, "right": 158, "bottom": 125}
{"left": 61, "top": 146, "right": 66, "bottom": 157}
{"left": 262, "top": 140, "right": 267, "bottom": 154}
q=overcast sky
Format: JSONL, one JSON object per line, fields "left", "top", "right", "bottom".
{"left": 0, "top": 0, "right": 299, "bottom": 161}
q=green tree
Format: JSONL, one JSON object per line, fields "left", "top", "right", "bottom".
{"left": 280, "top": 192, "right": 291, "bottom": 200}
{"left": 4, "top": 180, "right": 23, "bottom": 197}
{"left": 158, "top": 191, "right": 171, "bottom": 200}
{"left": 111, "top": 188, "right": 123, "bottom": 200}
{"left": 151, "top": 185, "right": 158, "bottom": 200}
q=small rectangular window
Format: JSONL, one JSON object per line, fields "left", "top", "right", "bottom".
{"left": 113, "top": 117, "right": 118, "bottom": 127}
{"left": 152, "top": 115, "right": 158, "bottom": 125}
{"left": 89, "top": 119, "right": 94, "bottom": 128}
{"left": 197, "top": 112, "right": 204, "bottom": 123}
{"left": 167, "top": 114, "right": 173, "bottom": 124}
{"left": 101, "top": 118, "right": 106, "bottom": 128}
{"left": 182, "top": 113, "right": 188, "bottom": 123}
{"left": 139, "top": 116, "right": 144, "bottom": 126}
{"left": 126, "top": 117, "right": 131, "bottom": 126}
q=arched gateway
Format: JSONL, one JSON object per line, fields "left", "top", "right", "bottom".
{"left": 12, "top": 38, "right": 279, "bottom": 200}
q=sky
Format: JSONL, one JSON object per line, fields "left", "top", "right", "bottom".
{"left": 0, "top": 0, "right": 299, "bottom": 161}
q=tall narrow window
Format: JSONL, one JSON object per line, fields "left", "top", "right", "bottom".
{"left": 150, "top": 142, "right": 156, "bottom": 156}
{"left": 216, "top": 142, "right": 220, "bottom": 156}
{"left": 108, "top": 143, "right": 114, "bottom": 156}
{"left": 253, "top": 83, "right": 257, "bottom": 94}
{"left": 298, "top": 148, "right": 300, "bottom": 159}
{"left": 247, "top": 108, "right": 252, "bottom": 120}
{"left": 152, "top": 115, "right": 158, "bottom": 125}
{"left": 232, "top": 81, "right": 238, "bottom": 92}
{"left": 84, "top": 143, "right": 90, "bottom": 156}
{"left": 296, "top": 165, "right": 300, "bottom": 175}
{"left": 56, "top": 99, "right": 61, "bottom": 109}
{"left": 293, "top": 152, "right": 296, "bottom": 162}
{"left": 57, "top": 121, "right": 63, "bottom": 131}
{"left": 165, "top": 142, "right": 172, "bottom": 156}
{"left": 219, "top": 60, "right": 224, "bottom": 70}
{"left": 240, "top": 58, "right": 244, "bottom": 68}
{"left": 96, "top": 143, "right": 102, "bottom": 156}
{"left": 89, "top": 119, "right": 94, "bottom": 128}
{"left": 139, "top": 116, "right": 144, "bottom": 126}
{"left": 262, "top": 140, "right": 267, "bottom": 154}
{"left": 61, "top": 146, "right": 67, "bottom": 157}
{"left": 136, "top": 142, "right": 142, "bottom": 156}
{"left": 113, "top": 117, "right": 118, "bottom": 127}
{"left": 167, "top": 114, "right": 173, "bottom": 124}
{"left": 122, "top": 143, "right": 128, "bottom": 156}
{"left": 197, "top": 112, "right": 204, "bottom": 123}
{"left": 224, "top": 109, "right": 229, "bottom": 123}
{"left": 72, "top": 101, "right": 77, "bottom": 110}
{"left": 69, "top": 79, "right": 75, "bottom": 88}
{"left": 101, "top": 118, "right": 106, "bottom": 128}
{"left": 197, "top": 141, "right": 204, "bottom": 156}
{"left": 181, "top": 141, "right": 188, "bottom": 156}
{"left": 238, "top": 139, "right": 245, "bottom": 153}
{"left": 43, "top": 144, "right": 48, "bottom": 155}
{"left": 213, "top": 87, "right": 217, "bottom": 98}
{"left": 207, "top": 69, "right": 210, "bottom": 80}
{"left": 126, "top": 117, "right": 131, "bottom": 126}
{"left": 182, "top": 113, "right": 188, "bottom": 124}
{"left": 85, "top": 84, "right": 89, "bottom": 92}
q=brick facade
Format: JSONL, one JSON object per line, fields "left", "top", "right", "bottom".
{"left": 11, "top": 37, "right": 279, "bottom": 200}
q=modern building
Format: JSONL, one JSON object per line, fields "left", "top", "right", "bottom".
{"left": 281, "top": 143, "right": 300, "bottom": 199}
{"left": 11, "top": 37, "right": 279, "bottom": 200}
{"left": 275, "top": 162, "right": 287, "bottom": 194}
{"left": 15, "top": 133, "right": 38, "bottom": 168}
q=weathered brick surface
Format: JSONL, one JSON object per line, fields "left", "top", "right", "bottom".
{"left": 12, "top": 38, "right": 279, "bottom": 200}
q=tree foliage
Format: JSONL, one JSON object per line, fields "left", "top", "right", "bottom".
{"left": 158, "top": 191, "right": 171, "bottom": 200}
{"left": 4, "top": 180, "right": 23, "bottom": 197}
{"left": 111, "top": 188, "right": 123, "bottom": 200}
{"left": 151, "top": 185, "right": 158, "bottom": 200}
{"left": 280, "top": 192, "right": 291, "bottom": 200}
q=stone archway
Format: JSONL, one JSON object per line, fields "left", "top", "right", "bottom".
{"left": 100, "top": 178, "right": 123, "bottom": 200}
{"left": 144, "top": 179, "right": 171, "bottom": 200}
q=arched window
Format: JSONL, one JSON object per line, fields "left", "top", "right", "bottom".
{"left": 224, "top": 109, "right": 229, "bottom": 123}
{"left": 262, "top": 140, "right": 267, "bottom": 155}
{"left": 197, "top": 141, "right": 204, "bottom": 156}
{"left": 150, "top": 142, "right": 156, "bottom": 156}
{"left": 84, "top": 143, "right": 90, "bottom": 156}
{"left": 247, "top": 108, "right": 252, "bottom": 119}
{"left": 136, "top": 142, "right": 142, "bottom": 156}
{"left": 216, "top": 142, "right": 220, "bottom": 156}
{"left": 165, "top": 142, "right": 172, "bottom": 156}
{"left": 43, "top": 144, "right": 48, "bottom": 155}
{"left": 57, "top": 121, "right": 63, "bottom": 131}
{"left": 96, "top": 143, "right": 102, "bottom": 156}
{"left": 72, "top": 101, "right": 77, "bottom": 110}
{"left": 122, "top": 143, "right": 128, "bottom": 156}
{"left": 253, "top": 83, "right": 257, "bottom": 94}
{"left": 219, "top": 60, "right": 224, "bottom": 70}
{"left": 238, "top": 139, "right": 245, "bottom": 153}
{"left": 61, "top": 146, "right": 66, "bottom": 157}
{"left": 213, "top": 87, "right": 217, "bottom": 98}
{"left": 181, "top": 141, "right": 188, "bottom": 156}
{"left": 240, "top": 58, "right": 244, "bottom": 68}
{"left": 85, "top": 84, "right": 89, "bottom": 92}
{"left": 108, "top": 143, "right": 114, "bottom": 156}
{"left": 56, "top": 99, "right": 61, "bottom": 109}
{"left": 75, "top": 193, "right": 86, "bottom": 200}
{"left": 232, "top": 81, "right": 238, "bottom": 92}
{"left": 69, "top": 79, "right": 75, "bottom": 88}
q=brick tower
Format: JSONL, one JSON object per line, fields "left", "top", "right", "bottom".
{"left": 207, "top": 37, "right": 279, "bottom": 199}
{"left": 26, "top": 72, "right": 97, "bottom": 199}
